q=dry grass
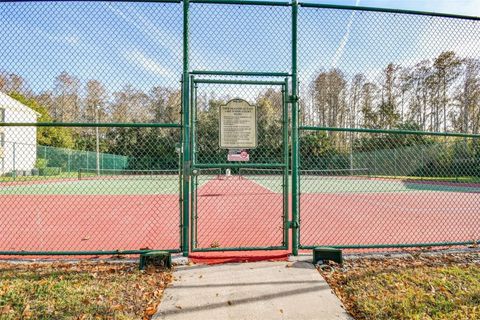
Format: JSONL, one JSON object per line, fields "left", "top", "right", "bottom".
{"left": 0, "top": 261, "right": 172, "bottom": 319}
{"left": 318, "top": 251, "right": 480, "bottom": 320}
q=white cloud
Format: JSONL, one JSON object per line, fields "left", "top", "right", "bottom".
{"left": 123, "top": 49, "right": 175, "bottom": 78}
{"left": 106, "top": 4, "right": 181, "bottom": 60}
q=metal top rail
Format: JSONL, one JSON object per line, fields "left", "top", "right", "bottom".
{"left": 193, "top": 79, "right": 286, "bottom": 86}
{"left": 2, "top": 0, "right": 479, "bottom": 21}
{"left": 0, "top": 0, "right": 183, "bottom": 3}
{"left": 191, "top": 0, "right": 291, "bottom": 6}
{"left": 190, "top": 70, "right": 291, "bottom": 77}
{"left": 299, "top": 2, "right": 480, "bottom": 21}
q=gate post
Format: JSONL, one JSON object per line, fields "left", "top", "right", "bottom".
{"left": 291, "top": 0, "right": 300, "bottom": 256}
{"left": 181, "top": 0, "right": 190, "bottom": 257}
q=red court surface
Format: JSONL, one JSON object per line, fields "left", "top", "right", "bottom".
{"left": 0, "top": 194, "right": 180, "bottom": 254}
{"left": 0, "top": 177, "right": 479, "bottom": 259}
{"left": 195, "top": 176, "right": 285, "bottom": 249}
{"left": 300, "top": 191, "right": 480, "bottom": 247}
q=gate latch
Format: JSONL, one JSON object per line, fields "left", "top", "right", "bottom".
{"left": 288, "top": 221, "right": 299, "bottom": 229}
{"left": 288, "top": 95, "right": 299, "bottom": 103}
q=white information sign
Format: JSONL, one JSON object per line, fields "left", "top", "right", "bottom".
{"left": 219, "top": 99, "right": 257, "bottom": 149}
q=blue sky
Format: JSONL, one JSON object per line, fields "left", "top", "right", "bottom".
{"left": 0, "top": 0, "right": 479, "bottom": 98}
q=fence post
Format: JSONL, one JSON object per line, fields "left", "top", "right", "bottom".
{"left": 12, "top": 142, "right": 16, "bottom": 180}
{"left": 283, "top": 78, "right": 289, "bottom": 249}
{"left": 181, "top": 0, "right": 191, "bottom": 257}
{"left": 421, "top": 145, "right": 424, "bottom": 179}
{"left": 291, "top": 0, "right": 300, "bottom": 256}
{"left": 394, "top": 148, "right": 397, "bottom": 177}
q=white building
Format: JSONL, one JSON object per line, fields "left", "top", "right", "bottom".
{"left": 0, "top": 92, "right": 39, "bottom": 176}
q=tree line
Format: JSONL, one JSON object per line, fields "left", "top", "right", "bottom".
{"left": 304, "top": 51, "right": 480, "bottom": 135}
{"left": 1, "top": 50, "right": 479, "bottom": 174}
{"left": 0, "top": 72, "right": 182, "bottom": 170}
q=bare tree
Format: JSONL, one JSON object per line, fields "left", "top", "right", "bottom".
{"left": 349, "top": 73, "right": 365, "bottom": 130}
{"left": 432, "top": 51, "right": 462, "bottom": 132}
{"left": 85, "top": 80, "right": 107, "bottom": 122}
{"left": 54, "top": 72, "right": 80, "bottom": 122}
{"left": 360, "top": 82, "right": 378, "bottom": 128}
{"left": 313, "top": 69, "right": 347, "bottom": 128}
{"left": 399, "top": 67, "right": 413, "bottom": 123}
{"left": 149, "top": 86, "right": 181, "bottom": 124}
{"left": 453, "top": 58, "right": 480, "bottom": 134}
{"left": 111, "top": 85, "right": 150, "bottom": 123}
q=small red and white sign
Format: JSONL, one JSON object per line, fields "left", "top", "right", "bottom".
{"left": 227, "top": 149, "right": 250, "bottom": 162}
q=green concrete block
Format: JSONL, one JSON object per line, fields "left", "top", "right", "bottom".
{"left": 313, "top": 247, "right": 343, "bottom": 265}
{"left": 139, "top": 251, "right": 172, "bottom": 270}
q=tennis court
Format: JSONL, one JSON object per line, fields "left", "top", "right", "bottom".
{"left": 299, "top": 171, "right": 480, "bottom": 249}
{"left": 234, "top": 169, "right": 480, "bottom": 249}
{"left": 2, "top": 167, "right": 477, "bottom": 255}
{"left": 193, "top": 171, "right": 285, "bottom": 250}
{"left": 0, "top": 170, "right": 182, "bottom": 254}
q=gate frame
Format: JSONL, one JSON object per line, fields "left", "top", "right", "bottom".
{"left": 180, "top": 0, "right": 300, "bottom": 257}
{"left": 187, "top": 73, "right": 292, "bottom": 253}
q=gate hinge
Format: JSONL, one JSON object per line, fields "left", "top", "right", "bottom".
{"left": 288, "top": 95, "right": 299, "bottom": 103}
{"left": 288, "top": 221, "right": 299, "bottom": 229}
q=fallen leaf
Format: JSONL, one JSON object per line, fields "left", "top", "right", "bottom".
{"left": 22, "top": 304, "right": 32, "bottom": 318}
{"left": 145, "top": 306, "right": 157, "bottom": 316}
{"left": 112, "top": 304, "right": 125, "bottom": 311}
{"left": 0, "top": 305, "right": 12, "bottom": 314}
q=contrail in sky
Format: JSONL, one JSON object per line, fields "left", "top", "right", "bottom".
{"left": 331, "top": 0, "right": 361, "bottom": 68}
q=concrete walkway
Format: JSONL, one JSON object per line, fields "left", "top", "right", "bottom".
{"left": 154, "top": 261, "right": 351, "bottom": 320}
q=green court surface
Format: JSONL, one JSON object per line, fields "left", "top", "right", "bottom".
{"left": 245, "top": 175, "right": 480, "bottom": 194}
{"left": 0, "top": 177, "right": 180, "bottom": 195}
{"left": 2, "top": 174, "right": 479, "bottom": 196}
{"left": 0, "top": 174, "right": 225, "bottom": 196}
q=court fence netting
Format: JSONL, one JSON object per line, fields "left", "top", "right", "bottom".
{"left": 0, "top": 0, "right": 479, "bottom": 258}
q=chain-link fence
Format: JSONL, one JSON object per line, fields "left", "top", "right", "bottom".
{"left": 0, "top": 0, "right": 184, "bottom": 256}
{"left": 0, "top": 125, "right": 182, "bottom": 256}
{"left": 299, "top": 127, "right": 480, "bottom": 250}
{"left": 0, "top": 0, "right": 479, "bottom": 256}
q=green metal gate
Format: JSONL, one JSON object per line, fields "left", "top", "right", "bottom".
{"left": 188, "top": 74, "right": 291, "bottom": 252}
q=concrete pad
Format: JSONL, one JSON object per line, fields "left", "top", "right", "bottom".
{"left": 154, "top": 261, "right": 351, "bottom": 320}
